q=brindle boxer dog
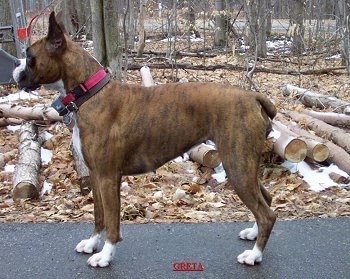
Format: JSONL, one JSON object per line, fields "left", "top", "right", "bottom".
{"left": 13, "top": 12, "right": 277, "bottom": 267}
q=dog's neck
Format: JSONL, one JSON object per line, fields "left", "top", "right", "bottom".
{"left": 61, "top": 38, "right": 103, "bottom": 92}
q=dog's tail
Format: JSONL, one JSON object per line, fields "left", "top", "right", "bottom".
{"left": 255, "top": 94, "right": 277, "bottom": 120}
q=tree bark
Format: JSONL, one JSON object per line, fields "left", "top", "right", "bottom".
{"left": 214, "top": 0, "right": 227, "bottom": 48}
{"left": 136, "top": 0, "right": 147, "bottom": 57}
{"left": 0, "top": 0, "right": 17, "bottom": 56}
{"left": 12, "top": 121, "right": 40, "bottom": 200}
{"left": 288, "top": 0, "right": 305, "bottom": 54}
{"left": 244, "top": 0, "right": 267, "bottom": 57}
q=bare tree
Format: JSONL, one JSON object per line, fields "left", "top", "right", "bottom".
{"left": 55, "top": 0, "right": 91, "bottom": 39}
{"left": 342, "top": 0, "right": 350, "bottom": 74}
{"left": 90, "top": 0, "right": 122, "bottom": 79}
{"left": 0, "top": 0, "right": 16, "bottom": 56}
{"left": 214, "top": 0, "right": 227, "bottom": 48}
{"left": 244, "top": 0, "right": 268, "bottom": 58}
{"left": 288, "top": 0, "right": 305, "bottom": 55}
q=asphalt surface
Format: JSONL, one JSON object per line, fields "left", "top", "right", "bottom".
{"left": 0, "top": 218, "right": 349, "bottom": 279}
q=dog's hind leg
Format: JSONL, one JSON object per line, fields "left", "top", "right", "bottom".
{"left": 239, "top": 184, "right": 272, "bottom": 241}
{"left": 219, "top": 142, "right": 276, "bottom": 265}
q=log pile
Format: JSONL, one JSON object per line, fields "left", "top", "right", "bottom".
{"left": 2, "top": 79, "right": 350, "bottom": 200}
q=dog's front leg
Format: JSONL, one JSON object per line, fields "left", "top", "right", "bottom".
{"left": 75, "top": 174, "right": 105, "bottom": 254}
{"left": 86, "top": 173, "right": 122, "bottom": 267}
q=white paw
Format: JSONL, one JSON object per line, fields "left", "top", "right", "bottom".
{"left": 75, "top": 234, "right": 100, "bottom": 254}
{"left": 87, "top": 241, "right": 116, "bottom": 268}
{"left": 239, "top": 222, "right": 258, "bottom": 240}
{"left": 237, "top": 245, "right": 262, "bottom": 265}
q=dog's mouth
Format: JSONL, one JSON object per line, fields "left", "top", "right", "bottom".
{"left": 20, "top": 84, "right": 41, "bottom": 92}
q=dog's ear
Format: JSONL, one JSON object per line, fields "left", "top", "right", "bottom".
{"left": 46, "top": 11, "right": 67, "bottom": 55}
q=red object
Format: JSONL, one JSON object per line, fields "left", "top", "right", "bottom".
{"left": 62, "top": 69, "right": 108, "bottom": 106}
{"left": 16, "top": 27, "right": 28, "bottom": 40}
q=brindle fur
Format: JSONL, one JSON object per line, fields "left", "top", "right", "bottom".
{"left": 16, "top": 12, "right": 277, "bottom": 266}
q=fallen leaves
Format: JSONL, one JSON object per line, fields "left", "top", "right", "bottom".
{"left": 1, "top": 37, "right": 350, "bottom": 224}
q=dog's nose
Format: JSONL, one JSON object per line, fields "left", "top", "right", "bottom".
{"left": 14, "top": 59, "right": 21, "bottom": 68}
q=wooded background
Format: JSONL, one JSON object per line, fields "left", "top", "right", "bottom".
{"left": 1, "top": 0, "right": 350, "bottom": 78}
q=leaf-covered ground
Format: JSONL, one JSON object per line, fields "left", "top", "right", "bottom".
{"left": 1, "top": 37, "right": 350, "bottom": 224}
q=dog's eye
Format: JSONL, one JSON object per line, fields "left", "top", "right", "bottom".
{"left": 26, "top": 56, "right": 36, "bottom": 68}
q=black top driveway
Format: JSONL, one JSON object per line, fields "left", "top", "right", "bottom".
{"left": 0, "top": 217, "right": 349, "bottom": 279}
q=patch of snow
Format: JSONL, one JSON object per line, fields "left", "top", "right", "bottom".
{"left": 268, "top": 128, "right": 281, "bottom": 140}
{"left": 173, "top": 153, "right": 189, "bottom": 163}
{"left": 41, "top": 181, "right": 53, "bottom": 196}
{"left": 7, "top": 125, "right": 21, "bottom": 132}
{"left": 282, "top": 161, "right": 349, "bottom": 191}
{"left": 41, "top": 148, "right": 53, "bottom": 165}
{"left": 212, "top": 163, "right": 227, "bottom": 183}
{"left": 4, "top": 164, "right": 15, "bottom": 172}
{"left": 325, "top": 53, "right": 341, "bottom": 60}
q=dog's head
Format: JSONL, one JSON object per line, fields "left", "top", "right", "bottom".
{"left": 13, "top": 12, "right": 67, "bottom": 92}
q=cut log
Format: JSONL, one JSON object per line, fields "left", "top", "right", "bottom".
{"left": 301, "top": 109, "right": 350, "bottom": 127}
{"left": 140, "top": 66, "right": 155, "bottom": 87}
{"left": 272, "top": 132, "right": 307, "bottom": 163}
{"left": 282, "top": 84, "right": 350, "bottom": 113}
{"left": 188, "top": 144, "right": 221, "bottom": 168}
{"left": 12, "top": 121, "right": 41, "bottom": 200}
{"left": 0, "top": 104, "right": 62, "bottom": 122}
{"left": 287, "top": 111, "right": 350, "bottom": 153}
{"left": 273, "top": 120, "right": 329, "bottom": 162}
{"left": 276, "top": 113, "right": 350, "bottom": 175}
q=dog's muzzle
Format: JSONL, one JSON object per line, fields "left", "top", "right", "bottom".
{"left": 13, "top": 58, "right": 41, "bottom": 92}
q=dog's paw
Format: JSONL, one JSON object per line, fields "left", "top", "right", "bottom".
{"left": 239, "top": 222, "right": 258, "bottom": 240}
{"left": 75, "top": 234, "right": 100, "bottom": 254}
{"left": 237, "top": 245, "right": 262, "bottom": 266}
{"left": 87, "top": 241, "right": 116, "bottom": 268}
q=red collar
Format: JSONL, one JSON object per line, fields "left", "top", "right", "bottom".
{"left": 62, "top": 68, "right": 108, "bottom": 106}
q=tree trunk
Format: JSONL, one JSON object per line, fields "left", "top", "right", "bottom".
{"left": 342, "top": 0, "right": 350, "bottom": 74}
{"left": 0, "top": 0, "right": 17, "bottom": 56}
{"left": 89, "top": 0, "right": 106, "bottom": 65}
{"left": 136, "top": 0, "right": 147, "bottom": 57}
{"left": 12, "top": 121, "right": 40, "bottom": 200}
{"left": 214, "top": 0, "right": 227, "bottom": 48}
{"left": 55, "top": 0, "right": 91, "bottom": 38}
{"left": 288, "top": 0, "right": 305, "bottom": 55}
{"left": 104, "top": 0, "right": 122, "bottom": 79}
{"left": 244, "top": 0, "right": 267, "bottom": 57}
